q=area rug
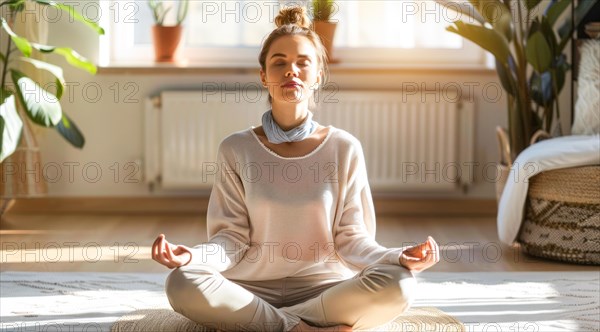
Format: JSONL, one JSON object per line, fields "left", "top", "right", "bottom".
{"left": 110, "top": 307, "right": 463, "bottom": 332}
{"left": 1, "top": 271, "right": 598, "bottom": 332}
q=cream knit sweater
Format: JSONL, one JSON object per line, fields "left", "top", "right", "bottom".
{"left": 188, "top": 126, "right": 405, "bottom": 281}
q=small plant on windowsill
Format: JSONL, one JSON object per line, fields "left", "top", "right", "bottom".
{"left": 310, "top": 0, "right": 338, "bottom": 62}
{"left": 148, "top": 0, "right": 189, "bottom": 62}
{"left": 312, "top": 0, "right": 335, "bottom": 22}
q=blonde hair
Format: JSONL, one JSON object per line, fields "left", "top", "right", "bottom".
{"left": 259, "top": 6, "right": 329, "bottom": 103}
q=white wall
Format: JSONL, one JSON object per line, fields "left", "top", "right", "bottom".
{"left": 17, "top": 3, "right": 573, "bottom": 199}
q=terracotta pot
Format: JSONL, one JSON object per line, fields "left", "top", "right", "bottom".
{"left": 313, "top": 21, "right": 337, "bottom": 62}
{"left": 152, "top": 25, "right": 183, "bottom": 62}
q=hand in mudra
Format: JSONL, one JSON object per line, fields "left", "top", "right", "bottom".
{"left": 151, "top": 234, "right": 192, "bottom": 269}
{"left": 399, "top": 236, "right": 440, "bottom": 272}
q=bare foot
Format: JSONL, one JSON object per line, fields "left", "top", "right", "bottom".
{"left": 290, "top": 320, "right": 352, "bottom": 331}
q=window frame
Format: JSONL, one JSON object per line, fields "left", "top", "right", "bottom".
{"left": 100, "top": 1, "right": 486, "bottom": 67}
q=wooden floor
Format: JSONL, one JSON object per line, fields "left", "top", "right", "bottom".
{"left": 1, "top": 211, "right": 598, "bottom": 273}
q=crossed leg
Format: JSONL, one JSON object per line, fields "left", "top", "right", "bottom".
{"left": 165, "top": 264, "right": 416, "bottom": 331}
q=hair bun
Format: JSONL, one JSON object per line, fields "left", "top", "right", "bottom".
{"left": 275, "top": 6, "right": 311, "bottom": 29}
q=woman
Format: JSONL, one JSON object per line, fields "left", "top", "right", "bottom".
{"left": 152, "top": 6, "right": 440, "bottom": 332}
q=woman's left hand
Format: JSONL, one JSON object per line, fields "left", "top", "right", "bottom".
{"left": 399, "top": 236, "right": 440, "bottom": 272}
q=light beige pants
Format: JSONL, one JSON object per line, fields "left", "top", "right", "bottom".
{"left": 165, "top": 263, "right": 416, "bottom": 331}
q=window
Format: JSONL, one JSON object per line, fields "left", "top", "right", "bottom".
{"left": 101, "top": 0, "right": 484, "bottom": 66}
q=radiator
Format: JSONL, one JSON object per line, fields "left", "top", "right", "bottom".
{"left": 144, "top": 90, "right": 475, "bottom": 192}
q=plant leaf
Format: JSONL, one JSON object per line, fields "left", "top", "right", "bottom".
{"left": 475, "top": 0, "right": 513, "bottom": 41}
{"left": 1, "top": 0, "right": 25, "bottom": 11}
{"left": 529, "top": 71, "right": 552, "bottom": 106}
{"left": 528, "top": 17, "right": 541, "bottom": 37}
{"left": 447, "top": 21, "right": 511, "bottom": 65}
{"left": 10, "top": 69, "right": 62, "bottom": 127}
{"left": 30, "top": 43, "right": 97, "bottom": 74}
{"left": 573, "top": 1, "right": 596, "bottom": 27}
{"left": 526, "top": 31, "right": 552, "bottom": 72}
{"left": 55, "top": 112, "right": 84, "bottom": 148}
{"left": 53, "top": 47, "right": 97, "bottom": 74}
{"left": 159, "top": 7, "right": 171, "bottom": 25}
{"left": 0, "top": 0, "right": 25, "bottom": 6}
{"left": 525, "top": 0, "right": 543, "bottom": 11}
{"left": 0, "top": 17, "right": 32, "bottom": 57}
{"left": 557, "top": 17, "right": 570, "bottom": 41}
{"left": 539, "top": 17, "right": 558, "bottom": 56}
{"left": 558, "top": 0, "right": 596, "bottom": 50}
{"left": 530, "top": 56, "right": 569, "bottom": 108}
{"left": 0, "top": 95, "right": 23, "bottom": 163}
{"left": 554, "top": 54, "right": 569, "bottom": 93}
{"left": 29, "top": 43, "right": 54, "bottom": 53}
{"left": 494, "top": 3, "right": 514, "bottom": 42}
{"left": 17, "top": 57, "right": 65, "bottom": 99}
{"left": 177, "top": 0, "right": 189, "bottom": 25}
{"left": 32, "top": 0, "right": 105, "bottom": 35}
{"left": 546, "top": 0, "right": 570, "bottom": 27}
{"left": 0, "top": 87, "right": 12, "bottom": 105}
{"left": 496, "top": 58, "right": 516, "bottom": 96}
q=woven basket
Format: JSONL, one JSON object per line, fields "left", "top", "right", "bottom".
{"left": 518, "top": 165, "right": 600, "bottom": 264}
{"left": 0, "top": 109, "right": 47, "bottom": 198}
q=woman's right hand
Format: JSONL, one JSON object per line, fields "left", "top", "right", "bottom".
{"left": 151, "top": 234, "right": 192, "bottom": 269}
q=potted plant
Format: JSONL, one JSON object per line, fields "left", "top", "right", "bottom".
{"left": 0, "top": 0, "right": 103, "bottom": 214}
{"left": 435, "top": 0, "right": 595, "bottom": 199}
{"left": 148, "top": 0, "right": 189, "bottom": 62}
{"left": 310, "top": 0, "right": 337, "bottom": 62}
{"left": 0, "top": 0, "right": 104, "bottom": 162}
{"left": 0, "top": 0, "right": 103, "bottom": 163}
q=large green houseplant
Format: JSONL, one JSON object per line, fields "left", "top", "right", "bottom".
{"left": 0, "top": 0, "right": 104, "bottom": 163}
{"left": 436, "top": 0, "right": 595, "bottom": 164}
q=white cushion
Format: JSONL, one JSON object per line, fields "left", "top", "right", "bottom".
{"left": 572, "top": 40, "right": 600, "bottom": 135}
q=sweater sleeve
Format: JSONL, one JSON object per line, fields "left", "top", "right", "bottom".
{"left": 186, "top": 140, "right": 250, "bottom": 271}
{"left": 334, "top": 141, "right": 406, "bottom": 270}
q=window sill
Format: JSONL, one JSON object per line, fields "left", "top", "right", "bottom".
{"left": 97, "top": 60, "right": 496, "bottom": 75}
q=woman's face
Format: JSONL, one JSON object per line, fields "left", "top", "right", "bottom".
{"left": 261, "top": 35, "right": 322, "bottom": 105}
